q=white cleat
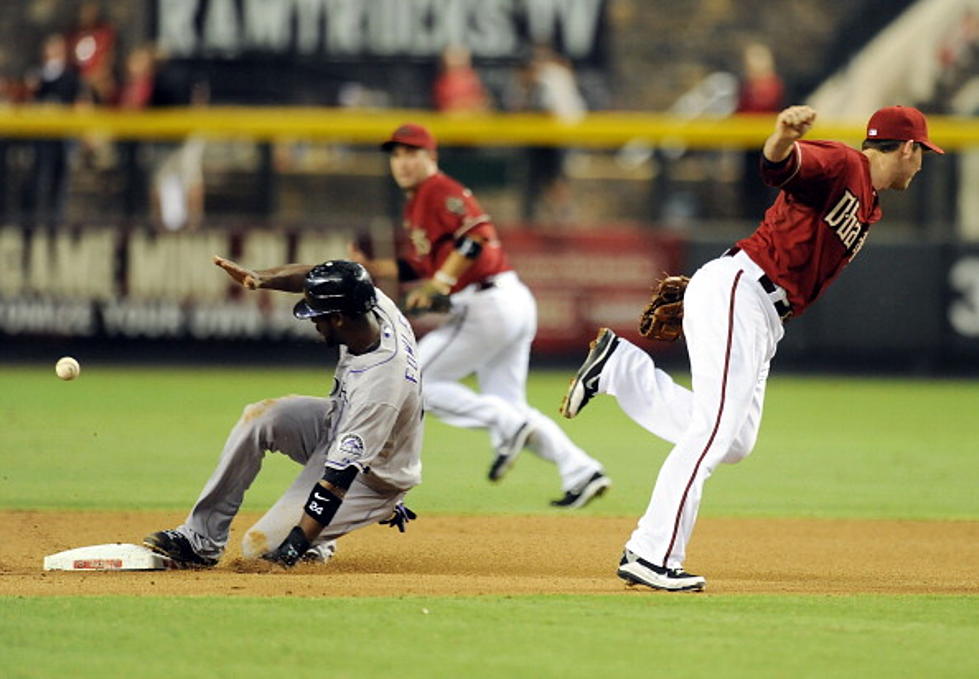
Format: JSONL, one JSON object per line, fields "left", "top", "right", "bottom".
{"left": 302, "top": 540, "right": 337, "bottom": 564}
{"left": 617, "top": 549, "right": 706, "bottom": 592}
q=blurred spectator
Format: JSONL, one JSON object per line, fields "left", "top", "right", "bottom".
{"left": 117, "top": 45, "right": 156, "bottom": 110}
{"left": 0, "top": 76, "right": 12, "bottom": 107}
{"left": 0, "top": 77, "right": 11, "bottom": 219}
{"left": 938, "top": 9, "right": 978, "bottom": 72}
{"left": 736, "top": 42, "right": 784, "bottom": 114}
{"left": 432, "top": 45, "right": 490, "bottom": 114}
{"left": 0, "top": 75, "right": 27, "bottom": 105}
{"left": 509, "top": 45, "right": 586, "bottom": 226}
{"left": 21, "top": 34, "right": 82, "bottom": 228}
{"left": 113, "top": 45, "right": 158, "bottom": 218}
{"left": 736, "top": 42, "right": 784, "bottom": 220}
{"left": 25, "top": 34, "right": 81, "bottom": 106}
{"left": 152, "top": 135, "right": 206, "bottom": 231}
{"left": 150, "top": 62, "right": 208, "bottom": 231}
{"left": 66, "top": 1, "right": 117, "bottom": 105}
{"left": 112, "top": 46, "right": 207, "bottom": 231}
{"left": 509, "top": 44, "right": 587, "bottom": 120}
{"left": 936, "top": 9, "right": 978, "bottom": 110}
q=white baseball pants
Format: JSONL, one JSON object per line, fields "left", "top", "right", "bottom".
{"left": 418, "top": 271, "right": 601, "bottom": 492}
{"left": 598, "top": 251, "right": 784, "bottom": 568}
{"left": 178, "top": 396, "right": 404, "bottom": 561}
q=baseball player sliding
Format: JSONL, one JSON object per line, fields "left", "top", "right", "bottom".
{"left": 350, "top": 123, "right": 610, "bottom": 508}
{"left": 144, "top": 260, "right": 422, "bottom": 568}
{"left": 561, "top": 105, "right": 943, "bottom": 590}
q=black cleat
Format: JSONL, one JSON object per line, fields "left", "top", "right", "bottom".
{"left": 559, "top": 328, "right": 619, "bottom": 419}
{"left": 143, "top": 529, "right": 218, "bottom": 569}
{"left": 487, "top": 421, "right": 534, "bottom": 482}
{"left": 550, "top": 471, "right": 612, "bottom": 509}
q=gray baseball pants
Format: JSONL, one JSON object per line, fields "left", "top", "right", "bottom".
{"left": 175, "top": 395, "right": 404, "bottom": 561}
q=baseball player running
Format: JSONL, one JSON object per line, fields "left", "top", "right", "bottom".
{"left": 351, "top": 123, "right": 609, "bottom": 508}
{"left": 144, "top": 259, "right": 423, "bottom": 568}
{"left": 560, "top": 105, "right": 942, "bottom": 590}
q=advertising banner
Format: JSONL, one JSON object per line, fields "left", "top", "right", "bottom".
{"left": 149, "top": 0, "right": 610, "bottom": 105}
{"left": 0, "top": 224, "right": 681, "bottom": 357}
{"left": 153, "top": 0, "right": 610, "bottom": 63}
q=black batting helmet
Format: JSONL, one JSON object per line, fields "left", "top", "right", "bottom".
{"left": 293, "top": 260, "right": 377, "bottom": 319}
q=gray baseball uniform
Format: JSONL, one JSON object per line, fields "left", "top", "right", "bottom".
{"left": 173, "top": 289, "right": 423, "bottom": 561}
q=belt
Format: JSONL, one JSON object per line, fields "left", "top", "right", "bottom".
{"left": 724, "top": 247, "right": 793, "bottom": 321}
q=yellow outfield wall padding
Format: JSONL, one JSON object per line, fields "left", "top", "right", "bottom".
{"left": 0, "top": 106, "right": 976, "bottom": 149}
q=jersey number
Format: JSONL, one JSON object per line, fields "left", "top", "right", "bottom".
{"left": 949, "top": 256, "right": 979, "bottom": 337}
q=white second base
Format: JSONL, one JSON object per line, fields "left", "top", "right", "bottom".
{"left": 43, "top": 543, "right": 175, "bottom": 571}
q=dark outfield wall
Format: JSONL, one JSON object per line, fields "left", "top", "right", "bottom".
{"left": 686, "top": 240, "right": 979, "bottom": 374}
{"left": 1, "top": 226, "right": 977, "bottom": 374}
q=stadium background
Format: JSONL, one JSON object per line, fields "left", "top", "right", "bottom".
{"left": 0, "top": 0, "right": 977, "bottom": 371}
{"left": 2, "top": 3, "right": 978, "bottom": 678}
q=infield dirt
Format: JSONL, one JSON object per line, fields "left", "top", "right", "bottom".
{"left": 2, "top": 511, "right": 977, "bottom": 597}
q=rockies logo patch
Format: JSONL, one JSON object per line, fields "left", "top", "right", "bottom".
{"left": 337, "top": 433, "right": 366, "bottom": 463}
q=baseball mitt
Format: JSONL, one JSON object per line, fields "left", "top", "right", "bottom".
{"left": 638, "top": 274, "right": 690, "bottom": 342}
{"left": 404, "top": 291, "right": 452, "bottom": 316}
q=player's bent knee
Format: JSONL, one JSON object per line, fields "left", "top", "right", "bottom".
{"left": 241, "top": 526, "right": 286, "bottom": 559}
{"left": 240, "top": 528, "right": 267, "bottom": 559}
{"left": 239, "top": 398, "right": 281, "bottom": 425}
{"left": 236, "top": 396, "right": 315, "bottom": 446}
{"left": 722, "top": 436, "right": 757, "bottom": 464}
{"left": 715, "top": 417, "right": 761, "bottom": 464}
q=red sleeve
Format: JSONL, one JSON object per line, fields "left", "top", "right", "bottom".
{"left": 759, "top": 143, "right": 802, "bottom": 188}
{"left": 403, "top": 174, "right": 510, "bottom": 286}
{"left": 761, "top": 141, "right": 847, "bottom": 204}
{"left": 425, "top": 179, "right": 494, "bottom": 240}
{"left": 419, "top": 182, "right": 461, "bottom": 242}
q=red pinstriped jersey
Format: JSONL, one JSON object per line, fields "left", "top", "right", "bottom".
{"left": 737, "top": 140, "right": 882, "bottom": 315}
{"left": 399, "top": 172, "right": 510, "bottom": 291}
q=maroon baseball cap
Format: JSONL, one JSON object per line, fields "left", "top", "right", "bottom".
{"left": 866, "top": 106, "right": 944, "bottom": 154}
{"left": 381, "top": 123, "right": 437, "bottom": 152}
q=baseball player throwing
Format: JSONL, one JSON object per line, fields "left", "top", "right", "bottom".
{"left": 351, "top": 123, "right": 610, "bottom": 508}
{"left": 144, "top": 259, "right": 423, "bottom": 568}
{"left": 560, "top": 105, "right": 942, "bottom": 590}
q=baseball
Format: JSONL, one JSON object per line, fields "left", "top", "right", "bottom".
{"left": 55, "top": 356, "right": 80, "bottom": 381}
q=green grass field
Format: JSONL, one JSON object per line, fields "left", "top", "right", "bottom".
{"left": 2, "top": 364, "right": 978, "bottom": 678}
{"left": 3, "top": 595, "right": 976, "bottom": 679}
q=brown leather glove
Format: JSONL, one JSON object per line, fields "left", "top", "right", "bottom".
{"left": 405, "top": 279, "right": 453, "bottom": 315}
{"left": 638, "top": 275, "right": 690, "bottom": 342}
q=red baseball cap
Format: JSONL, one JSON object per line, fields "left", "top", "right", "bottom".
{"left": 381, "top": 123, "right": 437, "bottom": 151}
{"left": 865, "top": 106, "right": 944, "bottom": 154}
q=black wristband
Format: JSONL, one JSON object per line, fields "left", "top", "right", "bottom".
{"left": 761, "top": 152, "right": 793, "bottom": 169}
{"left": 454, "top": 236, "right": 483, "bottom": 259}
{"left": 397, "top": 258, "right": 420, "bottom": 282}
{"left": 304, "top": 483, "right": 343, "bottom": 525}
{"left": 303, "top": 464, "right": 361, "bottom": 526}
